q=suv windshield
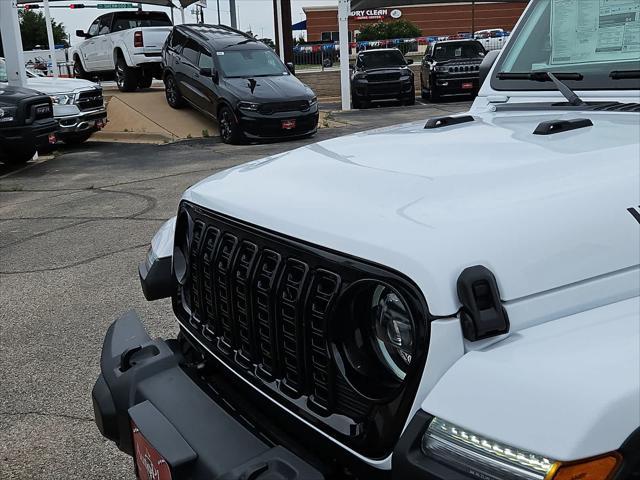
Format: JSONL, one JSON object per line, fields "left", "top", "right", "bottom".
{"left": 358, "top": 50, "right": 407, "bottom": 69}
{"left": 433, "top": 41, "right": 485, "bottom": 60}
{"left": 0, "top": 60, "right": 7, "bottom": 83}
{"left": 218, "top": 49, "right": 288, "bottom": 78}
{"left": 492, "top": 0, "right": 640, "bottom": 91}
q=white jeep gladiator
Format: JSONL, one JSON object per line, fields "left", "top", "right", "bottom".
{"left": 72, "top": 10, "right": 172, "bottom": 92}
{"left": 92, "top": 1, "right": 640, "bottom": 479}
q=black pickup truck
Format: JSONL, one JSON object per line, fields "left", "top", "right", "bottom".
{"left": 0, "top": 85, "right": 58, "bottom": 165}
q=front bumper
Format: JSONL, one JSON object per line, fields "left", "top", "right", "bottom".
{"left": 432, "top": 75, "right": 480, "bottom": 94}
{"left": 0, "top": 118, "right": 58, "bottom": 150}
{"left": 56, "top": 107, "right": 107, "bottom": 135}
{"left": 352, "top": 78, "right": 414, "bottom": 101}
{"left": 237, "top": 108, "right": 319, "bottom": 140}
{"left": 93, "top": 310, "right": 324, "bottom": 480}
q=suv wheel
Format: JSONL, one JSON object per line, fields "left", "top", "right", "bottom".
{"left": 138, "top": 73, "right": 153, "bottom": 89}
{"left": 73, "top": 56, "right": 87, "bottom": 80}
{"left": 115, "top": 57, "right": 139, "bottom": 92}
{"left": 429, "top": 86, "right": 441, "bottom": 103}
{"left": 404, "top": 86, "right": 416, "bottom": 106}
{"left": 218, "top": 106, "right": 242, "bottom": 144}
{"left": 164, "top": 74, "right": 185, "bottom": 108}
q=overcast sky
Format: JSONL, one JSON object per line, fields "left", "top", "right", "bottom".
{"left": 45, "top": 0, "right": 337, "bottom": 45}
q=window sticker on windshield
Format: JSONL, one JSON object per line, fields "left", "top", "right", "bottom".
{"left": 550, "top": 0, "right": 640, "bottom": 66}
{"left": 217, "top": 52, "right": 225, "bottom": 55}
{"left": 455, "top": 48, "right": 462, "bottom": 57}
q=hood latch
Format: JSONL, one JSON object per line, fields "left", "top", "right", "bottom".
{"left": 456, "top": 265, "right": 510, "bottom": 342}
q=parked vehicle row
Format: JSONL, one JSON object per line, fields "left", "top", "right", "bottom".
{"left": 1, "top": 58, "right": 107, "bottom": 148}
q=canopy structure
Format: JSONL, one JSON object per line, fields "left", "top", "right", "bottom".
{"left": 292, "top": 19, "right": 307, "bottom": 31}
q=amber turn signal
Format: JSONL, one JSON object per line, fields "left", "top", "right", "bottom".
{"left": 549, "top": 452, "right": 622, "bottom": 480}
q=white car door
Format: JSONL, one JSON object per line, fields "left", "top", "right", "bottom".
{"left": 95, "top": 14, "right": 115, "bottom": 71}
{"left": 80, "top": 19, "right": 101, "bottom": 71}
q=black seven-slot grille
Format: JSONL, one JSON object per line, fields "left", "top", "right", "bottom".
{"left": 173, "top": 202, "right": 430, "bottom": 457}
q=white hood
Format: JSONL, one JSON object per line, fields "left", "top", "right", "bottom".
{"left": 25, "top": 76, "right": 100, "bottom": 95}
{"left": 184, "top": 109, "right": 640, "bottom": 316}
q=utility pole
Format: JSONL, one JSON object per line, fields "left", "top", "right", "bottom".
{"left": 273, "top": 0, "right": 293, "bottom": 63}
{"left": 229, "top": 0, "right": 237, "bottom": 29}
{"left": 0, "top": 0, "right": 28, "bottom": 87}
{"left": 338, "top": 0, "right": 351, "bottom": 110}
{"left": 216, "top": 0, "right": 221, "bottom": 24}
{"left": 471, "top": 0, "right": 476, "bottom": 36}
{"left": 43, "top": 0, "right": 58, "bottom": 78}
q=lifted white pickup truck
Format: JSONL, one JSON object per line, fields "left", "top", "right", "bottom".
{"left": 91, "top": 1, "right": 640, "bottom": 479}
{"left": 72, "top": 10, "right": 172, "bottom": 92}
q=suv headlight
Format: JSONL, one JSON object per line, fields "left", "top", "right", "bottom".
{"left": 309, "top": 96, "right": 317, "bottom": 107}
{"left": 50, "top": 93, "right": 75, "bottom": 105}
{"left": 0, "top": 106, "right": 17, "bottom": 123}
{"left": 422, "top": 417, "right": 622, "bottom": 480}
{"left": 238, "top": 101, "right": 260, "bottom": 111}
{"left": 435, "top": 66, "right": 449, "bottom": 73}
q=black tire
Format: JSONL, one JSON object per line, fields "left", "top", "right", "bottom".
{"left": 352, "top": 96, "right": 368, "bottom": 109}
{"left": 218, "top": 106, "right": 243, "bottom": 144}
{"left": 429, "top": 86, "right": 441, "bottom": 103}
{"left": 1, "top": 146, "right": 36, "bottom": 165}
{"left": 60, "top": 131, "right": 94, "bottom": 145}
{"left": 404, "top": 87, "right": 416, "bottom": 106}
{"left": 138, "top": 73, "right": 153, "bottom": 89}
{"left": 73, "top": 56, "right": 88, "bottom": 80}
{"left": 164, "top": 74, "right": 185, "bottom": 109}
{"left": 115, "top": 57, "right": 139, "bottom": 92}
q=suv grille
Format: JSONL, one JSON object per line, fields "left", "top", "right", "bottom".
{"left": 258, "top": 101, "right": 310, "bottom": 114}
{"left": 31, "top": 102, "right": 53, "bottom": 120}
{"left": 76, "top": 89, "right": 103, "bottom": 111}
{"left": 174, "top": 202, "right": 430, "bottom": 457}
{"left": 368, "top": 72, "right": 402, "bottom": 82}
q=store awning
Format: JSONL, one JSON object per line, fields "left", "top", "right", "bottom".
{"left": 292, "top": 19, "right": 307, "bottom": 31}
{"left": 351, "top": 0, "right": 529, "bottom": 9}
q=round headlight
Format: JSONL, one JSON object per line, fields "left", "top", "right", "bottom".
{"left": 372, "top": 285, "right": 414, "bottom": 380}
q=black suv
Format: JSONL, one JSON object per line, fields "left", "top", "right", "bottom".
{"left": 0, "top": 86, "right": 57, "bottom": 165}
{"left": 350, "top": 48, "right": 415, "bottom": 109}
{"left": 162, "top": 25, "right": 319, "bottom": 144}
{"left": 420, "top": 39, "right": 486, "bottom": 102}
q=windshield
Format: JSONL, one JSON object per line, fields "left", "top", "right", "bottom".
{"left": 358, "top": 50, "right": 407, "bottom": 69}
{"left": 218, "top": 49, "right": 288, "bottom": 78}
{"left": 433, "top": 41, "right": 485, "bottom": 60}
{"left": 492, "top": 0, "right": 640, "bottom": 91}
{"left": 0, "top": 60, "right": 7, "bottom": 83}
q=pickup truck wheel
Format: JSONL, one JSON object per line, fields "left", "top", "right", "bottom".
{"left": 60, "top": 132, "right": 94, "bottom": 145}
{"left": 115, "top": 57, "right": 139, "bottom": 92}
{"left": 73, "top": 57, "right": 87, "bottom": 80}
{"left": 429, "top": 86, "right": 441, "bottom": 103}
{"left": 138, "top": 74, "right": 153, "bottom": 89}
{"left": 1, "top": 146, "right": 36, "bottom": 165}
{"left": 404, "top": 86, "right": 416, "bottom": 106}
{"left": 218, "top": 106, "right": 243, "bottom": 144}
{"left": 164, "top": 75, "right": 185, "bottom": 108}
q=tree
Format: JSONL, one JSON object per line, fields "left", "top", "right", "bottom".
{"left": 19, "top": 10, "right": 68, "bottom": 50}
{"left": 356, "top": 19, "right": 421, "bottom": 41}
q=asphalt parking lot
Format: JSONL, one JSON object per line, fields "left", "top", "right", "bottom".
{"left": 0, "top": 100, "right": 470, "bottom": 479}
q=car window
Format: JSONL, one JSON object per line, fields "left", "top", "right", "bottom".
{"left": 88, "top": 20, "right": 100, "bottom": 37}
{"left": 112, "top": 11, "right": 172, "bottom": 31}
{"left": 217, "top": 49, "right": 288, "bottom": 78}
{"left": 358, "top": 50, "right": 407, "bottom": 69}
{"left": 182, "top": 39, "right": 200, "bottom": 65}
{"left": 98, "top": 14, "right": 113, "bottom": 35}
{"left": 433, "top": 42, "right": 485, "bottom": 60}
{"left": 198, "top": 47, "right": 213, "bottom": 70}
{"left": 170, "top": 29, "right": 187, "bottom": 50}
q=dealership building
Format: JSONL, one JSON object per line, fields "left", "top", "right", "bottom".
{"left": 303, "top": 2, "right": 528, "bottom": 42}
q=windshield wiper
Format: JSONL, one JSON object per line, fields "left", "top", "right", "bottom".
{"left": 610, "top": 70, "right": 640, "bottom": 80}
{"left": 497, "top": 71, "right": 585, "bottom": 106}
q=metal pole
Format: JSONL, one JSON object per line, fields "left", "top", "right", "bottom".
{"left": 276, "top": 0, "right": 285, "bottom": 60}
{"left": 338, "top": 0, "right": 351, "bottom": 110}
{"left": 180, "top": 7, "right": 185, "bottom": 24}
{"left": 43, "top": 0, "right": 58, "bottom": 78}
{"left": 229, "top": 0, "right": 237, "bottom": 28}
{"left": 0, "top": 0, "right": 28, "bottom": 87}
{"left": 170, "top": 6, "right": 174, "bottom": 25}
{"left": 201, "top": 4, "right": 205, "bottom": 23}
{"left": 471, "top": 0, "right": 476, "bottom": 36}
{"left": 216, "top": 0, "right": 221, "bottom": 24}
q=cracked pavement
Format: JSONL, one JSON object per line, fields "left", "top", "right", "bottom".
{"left": 0, "top": 101, "right": 470, "bottom": 479}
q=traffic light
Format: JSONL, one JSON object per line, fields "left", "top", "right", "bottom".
{"left": 69, "top": 3, "right": 85, "bottom": 8}
{"left": 23, "top": 4, "right": 40, "bottom": 9}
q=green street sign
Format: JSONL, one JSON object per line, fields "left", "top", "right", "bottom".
{"left": 97, "top": 3, "right": 136, "bottom": 8}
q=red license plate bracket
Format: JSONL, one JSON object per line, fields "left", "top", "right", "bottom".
{"left": 282, "top": 119, "right": 296, "bottom": 130}
{"left": 132, "top": 421, "right": 174, "bottom": 480}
